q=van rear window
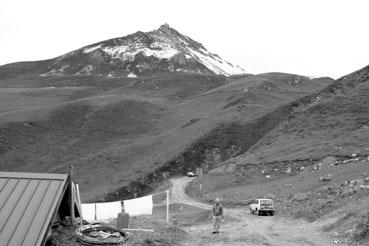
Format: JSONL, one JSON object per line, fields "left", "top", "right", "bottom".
{"left": 260, "top": 200, "right": 273, "bottom": 205}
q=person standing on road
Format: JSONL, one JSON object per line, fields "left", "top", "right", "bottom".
{"left": 212, "top": 198, "right": 224, "bottom": 234}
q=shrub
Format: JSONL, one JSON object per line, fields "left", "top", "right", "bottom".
{"left": 352, "top": 211, "right": 369, "bottom": 243}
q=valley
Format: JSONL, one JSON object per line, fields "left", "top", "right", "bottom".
{"left": 1, "top": 24, "right": 369, "bottom": 245}
{"left": 0, "top": 70, "right": 331, "bottom": 201}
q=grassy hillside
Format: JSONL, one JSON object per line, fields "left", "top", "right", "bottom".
{"left": 185, "top": 65, "right": 369, "bottom": 244}
{"left": 241, "top": 65, "right": 369, "bottom": 164}
{"left": 0, "top": 70, "right": 332, "bottom": 201}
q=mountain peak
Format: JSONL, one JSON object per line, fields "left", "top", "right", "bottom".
{"left": 156, "top": 23, "right": 183, "bottom": 37}
{"left": 40, "top": 25, "right": 246, "bottom": 77}
{"left": 158, "top": 23, "right": 171, "bottom": 31}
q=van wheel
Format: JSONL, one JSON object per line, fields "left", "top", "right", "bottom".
{"left": 270, "top": 211, "right": 274, "bottom": 216}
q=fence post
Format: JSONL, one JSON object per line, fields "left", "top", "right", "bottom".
{"left": 69, "top": 165, "right": 75, "bottom": 225}
{"left": 166, "top": 189, "right": 170, "bottom": 223}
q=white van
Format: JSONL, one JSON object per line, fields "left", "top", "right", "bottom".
{"left": 249, "top": 199, "right": 275, "bottom": 216}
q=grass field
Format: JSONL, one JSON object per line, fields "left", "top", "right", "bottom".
{"left": 0, "top": 71, "right": 332, "bottom": 201}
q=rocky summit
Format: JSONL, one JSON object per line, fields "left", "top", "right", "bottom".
{"left": 40, "top": 24, "right": 246, "bottom": 78}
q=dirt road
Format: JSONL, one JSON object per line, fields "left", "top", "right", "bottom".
{"left": 170, "top": 177, "right": 335, "bottom": 246}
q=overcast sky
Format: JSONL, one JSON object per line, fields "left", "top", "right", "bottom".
{"left": 1, "top": 0, "right": 368, "bottom": 78}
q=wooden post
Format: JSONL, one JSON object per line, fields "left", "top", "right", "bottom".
{"left": 94, "top": 203, "right": 97, "bottom": 221}
{"left": 68, "top": 165, "right": 75, "bottom": 225}
{"left": 166, "top": 189, "right": 170, "bottom": 223}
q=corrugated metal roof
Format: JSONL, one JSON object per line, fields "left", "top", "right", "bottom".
{"left": 0, "top": 172, "right": 68, "bottom": 246}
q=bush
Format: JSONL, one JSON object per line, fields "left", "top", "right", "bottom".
{"left": 352, "top": 211, "right": 369, "bottom": 243}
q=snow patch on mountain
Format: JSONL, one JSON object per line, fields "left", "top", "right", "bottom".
{"left": 187, "top": 48, "right": 245, "bottom": 76}
{"left": 40, "top": 65, "right": 69, "bottom": 76}
{"left": 143, "top": 47, "right": 179, "bottom": 59}
{"left": 83, "top": 45, "right": 102, "bottom": 54}
{"left": 101, "top": 45, "right": 179, "bottom": 61}
{"left": 75, "top": 65, "right": 94, "bottom": 75}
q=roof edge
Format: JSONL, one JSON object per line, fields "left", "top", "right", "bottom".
{"left": 0, "top": 172, "right": 68, "bottom": 181}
